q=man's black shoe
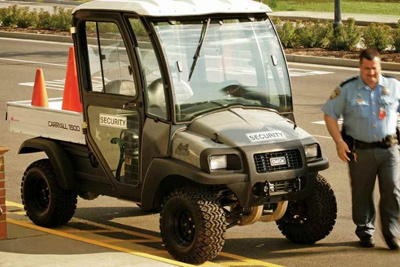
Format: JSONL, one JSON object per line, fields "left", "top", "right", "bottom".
{"left": 359, "top": 236, "right": 375, "bottom": 248}
{"left": 384, "top": 236, "right": 400, "bottom": 250}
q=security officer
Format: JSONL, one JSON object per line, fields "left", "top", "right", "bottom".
{"left": 322, "top": 48, "right": 400, "bottom": 250}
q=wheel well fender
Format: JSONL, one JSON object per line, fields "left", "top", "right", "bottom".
{"left": 19, "top": 137, "right": 75, "bottom": 190}
{"left": 141, "top": 158, "right": 206, "bottom": 211}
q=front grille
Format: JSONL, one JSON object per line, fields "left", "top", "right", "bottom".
{"left": 254, "top": 149, "right": 302, "bottom": 173}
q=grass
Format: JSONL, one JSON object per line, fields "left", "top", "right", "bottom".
{"left": 266, "top": 0, "right": 400, "bottom": 16}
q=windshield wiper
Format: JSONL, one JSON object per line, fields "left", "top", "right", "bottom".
{"left": 188, "top": 18, "right": 210, "bottom": 82}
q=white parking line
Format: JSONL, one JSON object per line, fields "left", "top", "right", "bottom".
{"left": 0, "top": 36, "right": 72, "bottom": 46}
{"left": 289, "top": 62, "right": 400, "bottom": 75}
{"left": 19, "top": 78, "right": 104, "bottom": 91}
{"left": 0, "top": 57, "right": 66, "bottom": 67}
{"left": 312, "top": 134, "right": 332, "bottom": 139}
{"left": 19, "top": 81, "right": 65, "bottom": 91}
{"left": 289, "top": 68, "right": 333, "bottom": 77}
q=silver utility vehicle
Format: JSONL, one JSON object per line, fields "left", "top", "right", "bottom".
{"left": 7, "top": 0, "right": 337, "bottom": 264}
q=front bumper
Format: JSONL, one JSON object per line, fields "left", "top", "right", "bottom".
{"left": 227, "top": 156, "right": 329, "bottom": 207}
{"left": 308, "top": 156, "right": 329, "bottom": 173}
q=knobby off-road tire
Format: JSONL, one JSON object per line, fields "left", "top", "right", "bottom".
{"left": 21, "top": 159, "right": 77, "bottom": 227}
{"left": 276, "top": 174, "right": 337, "bottom": 244}
{"left": 160, "top": 187, "right": 226, "bottom": 264}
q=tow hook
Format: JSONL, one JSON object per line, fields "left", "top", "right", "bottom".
{"left": 252, "top": 181, "right": 271, "bottom": 197}
{"left": 264, "top": 181, "right": 271, "bottom": 196}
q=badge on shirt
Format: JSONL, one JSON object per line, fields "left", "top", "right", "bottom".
{"left": 382, "top": 87, "right": 390, "bottom": 95}
{"left": 355, "top": 98, "right": 367, "bottom": 105}
{"left": 379, "top": 106, "right": 386, "bottom": 119}
{"left": 330, "top": 87, "right": 341, "bottom": 99}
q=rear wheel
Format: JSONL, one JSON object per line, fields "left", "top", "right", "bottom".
{"left": 276, "top": 174, "right": 337, "bottom": 243}
{"left": 21, "top": 159, "right": 77, "bottom": 227}
{"left": 160, "top": 187, "right": 226, "bottom": 264}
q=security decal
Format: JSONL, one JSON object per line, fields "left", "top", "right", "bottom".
{"left": 99, "top": 114, "right": 127, "bottom": 129}
{"left": 246, "top": 130, "right": 286, "bottom": 142}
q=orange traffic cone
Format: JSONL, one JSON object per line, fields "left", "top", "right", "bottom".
{"left": 31, "top": 68, "right": 48, "bottom": 107}
{"left": 62, "top": 46, "right": 82, "bottom": 112}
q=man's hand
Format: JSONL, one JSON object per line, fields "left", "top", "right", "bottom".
{"left": 336, "top": 140, "right": 351, "bottom": 162}
{"left": 324, "top": 114, "right": 351, "bottom": 162}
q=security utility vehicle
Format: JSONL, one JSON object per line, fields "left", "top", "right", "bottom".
{"left": 7, "top": 0, "right": 337, "bottom": 264}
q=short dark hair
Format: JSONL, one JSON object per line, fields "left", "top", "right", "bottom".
{"left": 359, "top": 48, "right": 381, "bottom": 63}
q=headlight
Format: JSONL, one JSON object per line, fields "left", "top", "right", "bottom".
{"left": 209, "top": 155, "right": 227, "bottom": 170}
{"left": 305, "top": 144, "right": 319, "bottom": 161}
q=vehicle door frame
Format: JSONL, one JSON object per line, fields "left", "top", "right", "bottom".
{"left": 73, "top": 10, "right": 145, "bottom": 200}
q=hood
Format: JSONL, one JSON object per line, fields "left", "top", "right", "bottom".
{"left": 188, "top": 108, "right": 299, "bottom": 147}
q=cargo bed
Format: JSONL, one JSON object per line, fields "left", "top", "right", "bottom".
{"left": 7, "top": 98, "right": 86, "bottom": 144}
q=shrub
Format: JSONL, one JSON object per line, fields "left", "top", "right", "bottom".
{"left": 296, "top": 21, "right": 332, "bottom": 48}
{"left": 129, "top": 18, "right": 147, "bottom": 38}
{"left": 15, "top": 7, "right": 38, "bottom": 28}
{"left": 314, "top": 22, "right": 333, "bottom": 48}
{"left": 276, "top": 20, "right": 298, "bottom": 48}
{"left": 363, "top": 23, "right": 393, "bottom": 52}
{"left": 295, "top": 21, "right": 315, "bottom": 48}
{"left": 36, "top": 9, "right": 52, "bottom": 29}
{"left": 0, "top": 6, "right": 71, "bottom": 30}
{"left": 0, "top": 5, "right": 38, "bottom": 28}
{"left": 0, "top": 5, "right": 19, "bottom": 27}
{"left": 392, "top": 20, "right": 400, "bottom": 52}
{"left": 270, "top": 16, "right": 280, "bottom": 25}
{"left": 328, "top": 18, "right": 362, "bottom": 50}
{"left": 51, "top": 7, "right": 72, "bottom": 31}
{"left": 0, "top": 8, "right": 7, "bottom": 26}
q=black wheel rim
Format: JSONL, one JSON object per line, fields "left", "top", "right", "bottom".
{"left": 172, "top": 208, "right": 195, "bottom": 246}
{"left": 30, "top": 176, "right": 50, "bottom": 212}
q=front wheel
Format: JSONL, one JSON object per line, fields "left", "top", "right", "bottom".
{"left": 21, "top": 159, "right": 77, "bottom": 227}
{"left": 160, "top": 187, "right": 226, "bottom": 264}
{"left": 276, "top": 174, "right": 337, "bottom": 244}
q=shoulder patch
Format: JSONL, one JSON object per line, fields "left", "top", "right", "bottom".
{"left": 382, "top": 74, "right": 399, "bottom": 81}
{"left": 340, "top": 75, "right": 358, "bottom": 87}
{"left": 330, "top": 87, "right": 341, "bottom": 99}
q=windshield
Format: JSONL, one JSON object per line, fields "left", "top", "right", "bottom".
{"left": 153, "top": 17, "right": 292, "bottom": 122}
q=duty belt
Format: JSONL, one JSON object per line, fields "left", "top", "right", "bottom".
{"left": 355, "top": 134, "right": 398, "bottom": 149}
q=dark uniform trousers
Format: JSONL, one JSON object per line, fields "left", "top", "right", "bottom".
{"left": 348, "top": 145, "right": 400, "bottom": 239}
